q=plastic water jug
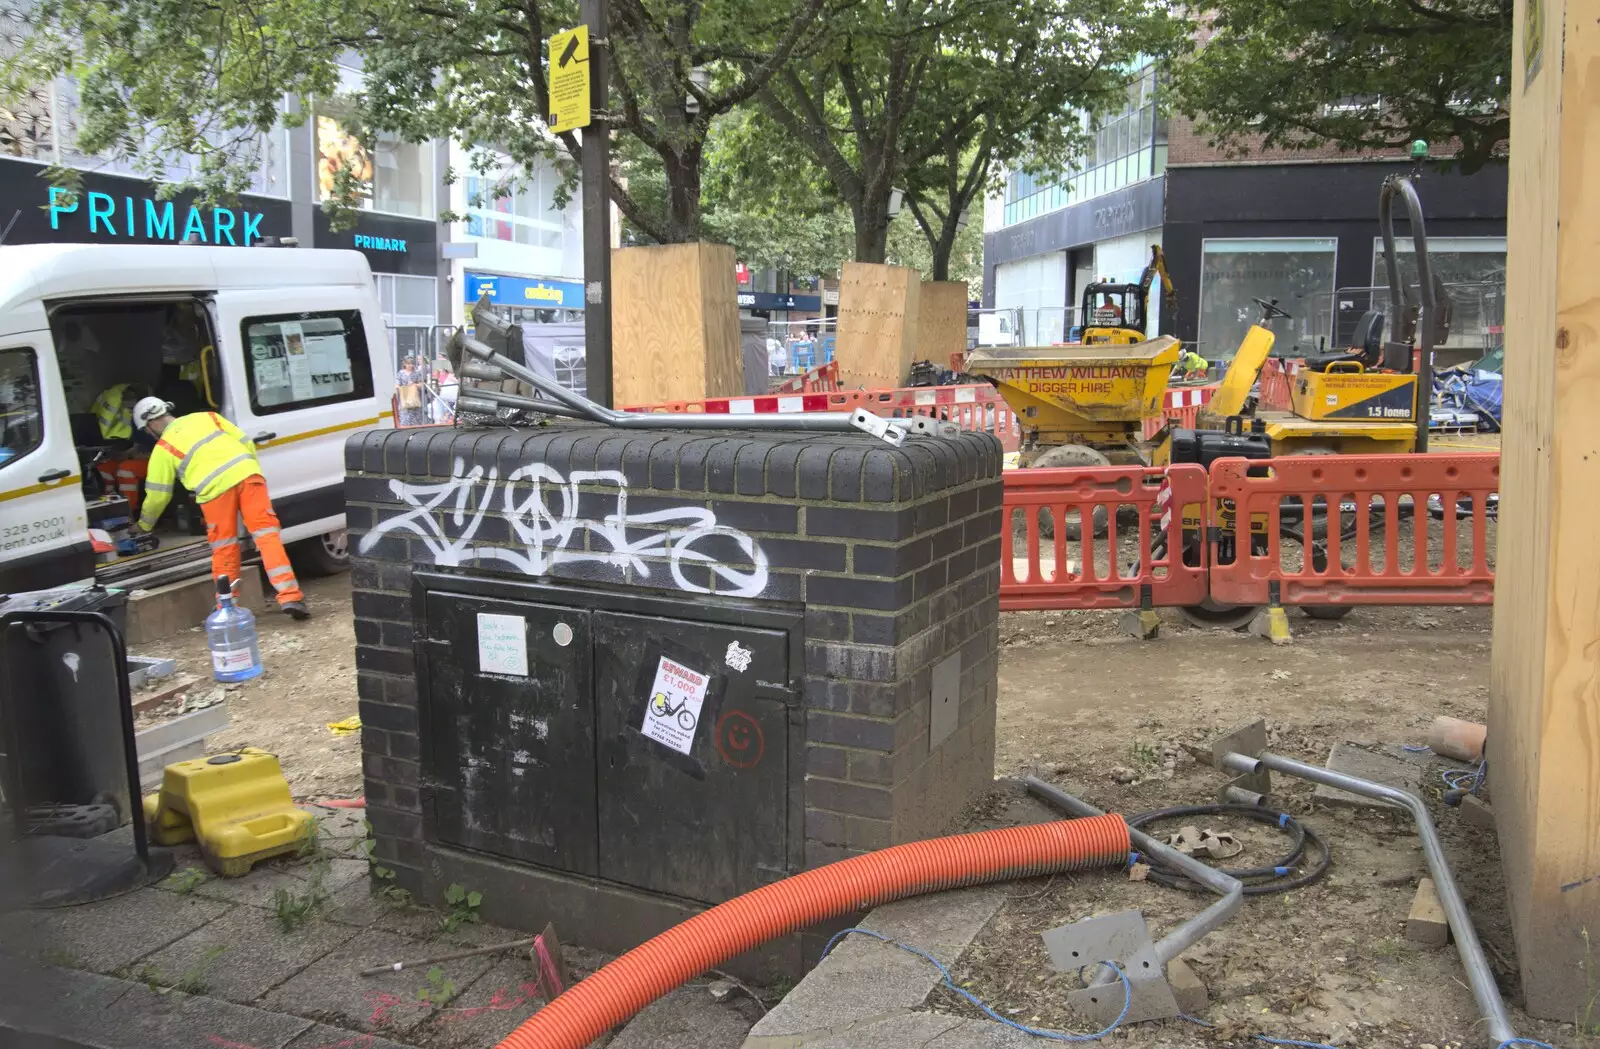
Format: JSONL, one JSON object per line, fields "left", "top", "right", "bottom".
{"left": 206, "top": 575, "right": 263, "bottom": 682}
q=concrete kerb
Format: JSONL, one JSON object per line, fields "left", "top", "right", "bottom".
{"left": 741, "top": 886, "right": 1004, "bottom": 1049}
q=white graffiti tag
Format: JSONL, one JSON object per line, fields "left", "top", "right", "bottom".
{"left": 358, "top": 459, "right": 769, "bottom": 597}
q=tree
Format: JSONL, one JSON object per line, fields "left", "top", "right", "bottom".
{"left": 4, "top": 0, "right": 834, "bottom": 241}
{"left": 747, "top": 0, "right": 1180, "bottom": 264}
{"left": 1165, "top": 0, "right": 1510, "bottom": 172}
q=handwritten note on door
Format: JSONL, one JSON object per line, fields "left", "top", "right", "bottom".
{"left": 476, "top": 613, "right": 528, "bottom": 677}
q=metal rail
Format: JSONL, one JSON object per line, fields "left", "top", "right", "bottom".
{"left": 1025, "top": 778, "right": 1243, "bottom": 985}
{"left": 1219, "top": 750, "right": 1515, "bottom": 1046}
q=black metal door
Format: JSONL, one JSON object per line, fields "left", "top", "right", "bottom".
{"left": 593, "top": 611, "right": 793, "bottom": 905}
{"left": 420, "top": 591, "right": 596, "bottom": 874}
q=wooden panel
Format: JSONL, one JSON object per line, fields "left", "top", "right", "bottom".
{"left": 835, "top": 261, "right": 921, "bottom": 388}
{"left": 1488, "top": 0, "right": 1600, "bottom": 1020}
{"left": 612, "top": 243, "right": 742, "bottom": 406}
{"left": 916, "top": 281, "right": 970, "bottom": 369}
{"left": 696, "top": 243, "right": 743, "bottom": 399}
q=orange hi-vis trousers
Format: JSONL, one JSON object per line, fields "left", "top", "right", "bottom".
{"left": 200, "top": 474, "right": 304, "bottom": 606}
{"left": 98, "top": 458, "right": 148, "bottom": 517}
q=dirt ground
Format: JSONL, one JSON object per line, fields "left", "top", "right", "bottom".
{"left": 946, "top": 602, "right": 1578, "bottom": 1048}
{"left": 127, "top": 571, "right": 1571, "bottom": 1046}
{"left": 132, "top": 573, "right": 362, "bottom": 801}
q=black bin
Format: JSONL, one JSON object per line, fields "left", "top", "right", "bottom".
{"left": 0, "top": 586, "right": 133, "bottom": 825}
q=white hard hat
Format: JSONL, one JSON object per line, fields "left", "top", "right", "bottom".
{"left": 133, "top": 396, "right": 173, "bottom": 429}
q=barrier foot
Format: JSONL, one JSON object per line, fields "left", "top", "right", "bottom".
{"left": 1248, "top": 583, "right": 1292, "bottom": 645}
{"left": 1121, "top": 586, "right": 1161, "bottom": 640}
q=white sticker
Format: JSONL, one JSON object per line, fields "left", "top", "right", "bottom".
{"left": 724, "top": 640, "right": 753, "bottom": 673}
{"left": 640, "top": 656, "right": 709, "bottom": 755}
{"left": 212, "top": 647, "right": 255, "bottom": 673}
{"left": 1326, "top": 394, "right": 1338, "bottom": 405}
{"left": 477, "top": 613, "right": 529, "bottom": 677}
{"left": 552, "top": 622, "right": 573, "bottom": 647}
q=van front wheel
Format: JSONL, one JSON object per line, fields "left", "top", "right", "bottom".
{"left": 290, "top": 529, "right": 351, "bottom": 576}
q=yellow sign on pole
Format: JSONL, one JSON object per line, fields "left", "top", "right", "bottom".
{"left": 547, "top": 25, "right": 592, "bottom": 134}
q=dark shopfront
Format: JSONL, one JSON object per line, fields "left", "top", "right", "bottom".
{"left": 0, "top": 159, "right": 292, "bottom": 247}
{"left": 314, "top": 208, "right": 442, "bottom": 364}
{"left": 1161, "top": 160, "right": 1509, "bottom": 358}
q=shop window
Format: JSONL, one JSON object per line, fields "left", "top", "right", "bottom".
{"left": 1370, "top": 237, "right": 1506, "bottom": 353}
{"left": 242, "top": 311, "right": 375, "bottom": 413}
{"left": 316, "top": 69, "right": 434, "bottom": 219}
{"left": 1199, "top": 238, "right": 1337, "bottom": 359}
{"left": 0, "top": 348, "right": 43, "bottom": 468}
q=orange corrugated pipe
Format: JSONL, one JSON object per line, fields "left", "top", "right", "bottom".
{"left": 495, "top": 813, "right": 1131, "bottom": 1049}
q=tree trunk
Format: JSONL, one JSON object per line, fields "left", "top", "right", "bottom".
{"left": 851, "top": 196, "right": 891, "bottom": 263}
{"left": 930, "top": 225, "right": 958, "bottom": 281}
{"left": 661, "top": 145, "right": 703, "bottom": 243}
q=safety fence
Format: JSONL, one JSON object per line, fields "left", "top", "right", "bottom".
{"left": 1144, "top": 385, "right": 1217, "bottom": 439}
{"left": 1001, "top": 464, "right": 1210, "bottom": 611}
{"left": 624, "top": 382, "right": 1026, "bottom": 452}
{"left": 771, "top": 361, "right": 843, "bottom": 394}
{"left": 1206, "top": 452, "right": 1498, "bottom": 608}
{"left": 1257, "top": 359, "right": 1294, "bottom": 413}
{"left": 999, "top": 451, "right": 1499, "bottom": 612}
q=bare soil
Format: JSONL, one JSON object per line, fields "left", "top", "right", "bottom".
{"left": 946, "top": 603, "right": 1578, "bottom": 1048}
{"left": 131, "top": 572, "right": 362, "bottom": 801}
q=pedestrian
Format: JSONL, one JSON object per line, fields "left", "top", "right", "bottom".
{"left": 396, "top": 356, "right": 428, "bottom": 426}
{"left": 130, "top": 397, "right": 309, "bottom": 620}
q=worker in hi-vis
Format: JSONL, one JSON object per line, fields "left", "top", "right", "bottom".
{"left": 130, "top": 397, "right": 310, "bottom": 620}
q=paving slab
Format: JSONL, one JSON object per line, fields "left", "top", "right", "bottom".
{"left": 608, "top": 984, "right": 761, "bottom": 1049}
{"left": 745, "top": 887, "right": 1003, "bottom": 1048}
{"left": 308, "top": 806, "right": 372, "bottom": 841}
{"left": 283, "top": 1023, "right": 426, "bottom": 1049}
{"left": 189, "top": 859, "right": 319, "bottom": 909}
{"left": 1, "top": 886, "right": 231, "bottom": 974}
{"left": 322, "top": 880, "right": 526, "bottom": 948}
{"left": 403, "top": 954, "right": 550, "bottom": 1049}
{"left": 141, "top": 904, "right": 362, "bottom": 1005}
{"left": 260, "top": 928, "right": 499, "bottom": 1036}
{"left": 1313, "top": 743, "right": 1422, "bottom": 810}
{"left": 0, "top": 961, "right": 139, "bottom": 1035}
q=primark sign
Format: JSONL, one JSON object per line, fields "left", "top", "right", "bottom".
{"left": 0, "top": 161, "right": 292, "bottom": 248}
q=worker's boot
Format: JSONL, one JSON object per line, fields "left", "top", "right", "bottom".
{"left": 281, "top": 601, "right": 311, "bottom": 621}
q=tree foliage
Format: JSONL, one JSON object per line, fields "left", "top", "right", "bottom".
{"left": 4, "top": 0, "right": 835, "bottom": 240}
{"left": 1165, "top": 0, "right": 1510, "bottom": 172}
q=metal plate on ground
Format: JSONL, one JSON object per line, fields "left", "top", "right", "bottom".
{"left": 1314, "top": 742, "right": 1419, "bottom": 810}
{"left": 1042, "top": 910, "right": 1179, "bottom": 1025}
{"left": 1212, "top": 718, "right": 1271, "bottom": 798}
{"left": 929, "top": 653, "right": 960, "bottom": 748}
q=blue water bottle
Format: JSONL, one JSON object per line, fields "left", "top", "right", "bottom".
{"left": 206, "top": 575, "right": 263, "bottom": 682}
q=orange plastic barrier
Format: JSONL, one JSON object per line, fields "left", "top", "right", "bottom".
{"left": 1207, "top": 453, "right": 1498, "bottom": 608}
{"left": 1000, "top": 464, "right": 1210, "bottom": 611}
{"left": 771, "top": 360, "right": 842, "bottom": 394}
{"left": 1258, "top": 359, "right": 1294, "bottom": 413}
{"left": 624, "top": 382, "right": 1025, "bottom": 452}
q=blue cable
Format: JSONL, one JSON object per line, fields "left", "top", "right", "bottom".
{"left": 1444, "top": 759, "right": 1488, "bottom": 795}
{"left": 819, "top": 927, "right": 1131, "bottom": 1042}
{"left": 1403, "top": 743, "right": 1433, "bottom": 753}
{"left": 1498, "top": 1041, "right": 1559, "bottom": 1049}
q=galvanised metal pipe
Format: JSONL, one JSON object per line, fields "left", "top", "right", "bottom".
{"left": 1024, "top": 778, "right": 1243, "bottom": 985}
{"left": 459, "top": 337, "right": 908, "bottom": 434}
{"left": 456, "top": 389, "right": 586, "bottom": 418}
{"left": 1230, "top": 751, "right": 1515, "bottom": 1046}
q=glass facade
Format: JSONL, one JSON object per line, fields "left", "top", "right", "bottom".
{"left": 1198, "top": 238, "right": 1338, "bottom": 359}
{"left": 376, "top": 273, "right": 440, "bottom": 366}
{"left": 1001, "top": 66, "right": 1164, "bottom": 227}
{"left": 1369, "top": 237, "right": 1505, "bottom": 353}
{"left": 315, "top": 65, "right": 434, "bottom": 219}
{"left": 0, "top": 0, "right": 287, "bottom": 197}
{"left": 463, "top": 167, "right": 567, "bottom": 248}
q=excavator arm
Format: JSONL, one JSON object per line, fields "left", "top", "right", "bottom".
{"left": 1137, "top": 245, "right": 1176, "bottom": 319}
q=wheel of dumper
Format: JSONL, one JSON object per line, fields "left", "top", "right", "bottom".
{"left": 1026, "top": 444, "right": 1111, "bottom": 540}
{"left": 1174, "top": 600, "right": 1260, "bottom": 631}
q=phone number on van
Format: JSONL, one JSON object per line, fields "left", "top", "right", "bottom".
{"left": 2, "top": 517, "right": 72, "bottom": 553}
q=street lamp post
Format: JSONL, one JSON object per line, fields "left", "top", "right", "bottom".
{"left": 580, "top": 0, "right": 613, "bottom": 406}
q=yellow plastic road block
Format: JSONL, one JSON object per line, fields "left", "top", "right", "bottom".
{"left": 142, "top": 748, "right": 314, "bottom": 877}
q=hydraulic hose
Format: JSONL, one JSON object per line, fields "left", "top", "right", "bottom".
{"left": 494, "top": 813, "right": 1131, "bottom": 1049}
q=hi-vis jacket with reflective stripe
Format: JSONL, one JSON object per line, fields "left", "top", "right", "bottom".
{"left": 138, "top": 412, "right": 261, "bottom": 529}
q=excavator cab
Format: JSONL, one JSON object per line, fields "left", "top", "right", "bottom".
{"left": 1078, "top": 245, "right": 1175, "bottom": 345}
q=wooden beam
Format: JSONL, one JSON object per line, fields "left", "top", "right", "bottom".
{"left": 1488, "top": 0, "right": 1600, "bottom": 1021}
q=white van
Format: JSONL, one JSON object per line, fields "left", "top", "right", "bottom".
{"left": 0, "top": 244, "right": 397, "bottom": 593}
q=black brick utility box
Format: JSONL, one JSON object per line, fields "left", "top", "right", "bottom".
{"left": 345, "top": 424, "right": 1002, "bottom": 977}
